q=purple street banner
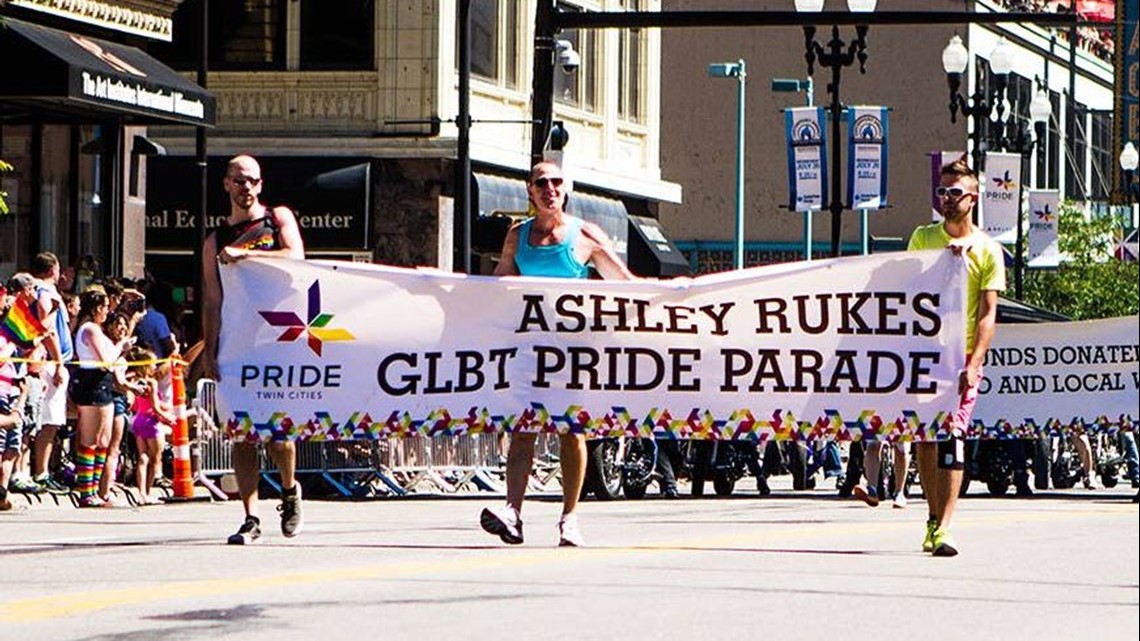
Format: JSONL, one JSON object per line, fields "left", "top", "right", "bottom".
{"left": 1027, "top": 190, "right": 1061, "bottom": 268}
{"left": 217, "top": 252, "right": 969, "bottom": 442}
{"left": 785, "top": 106, "right": 828, "bottom": 212}
{"left": 975, "top": 316, "right": 1138, "bottom": 435}
{"left": 930, "top": 150, "right": 966, "bottom": 222}
{"left": 980, "top": 152, "right": 1023, "bottom": 244}
{"left": 846, "top": 106, "right": 889, "bottom": 210}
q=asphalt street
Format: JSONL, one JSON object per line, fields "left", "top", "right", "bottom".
{"left": 1, "top": 481, "right": 1136, "bottom": 641}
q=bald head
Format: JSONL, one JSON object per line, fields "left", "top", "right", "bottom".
{"left": 224, "top": 154, "right": 264, "bottom": 213}
{"left": 227, "top": 155, "right": 261, "bottom": 178}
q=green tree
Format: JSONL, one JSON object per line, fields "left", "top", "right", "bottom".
{"left": 0, "top": 159, "right": 11, "bottom": 215}
{"left": 1022, "top": 201, "right": 1139, "bottom": 320}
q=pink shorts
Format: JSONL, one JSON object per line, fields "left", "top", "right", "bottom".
{"left": 947, "top": 366, "right": 983, "bottom": 436}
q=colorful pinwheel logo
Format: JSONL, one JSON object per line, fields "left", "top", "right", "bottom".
{"left": 1034, "top": 204, "right": 1055, "bottom": 222}
{"left": 258, "top": 281, "right": 354, "bottom": 356}
{"left": 992, "top": 170, "right": 1017, "bottom": 191}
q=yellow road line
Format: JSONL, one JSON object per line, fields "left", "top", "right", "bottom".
{"left": 1, "top": 506, "right": 1132, "bottom": 623}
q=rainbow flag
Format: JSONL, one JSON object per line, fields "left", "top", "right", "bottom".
{"left": 1, "top": 297, "right": 49, "bottom": 349}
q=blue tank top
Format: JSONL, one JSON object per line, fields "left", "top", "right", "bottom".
{"left": 514, "top": 216, "right": 589, "bottom": 279}
{"left": 34, "top": 283, "right": 74, "bottom": 361}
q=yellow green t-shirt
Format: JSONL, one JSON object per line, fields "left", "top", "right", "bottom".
{"left": 907, "top": 222, "right": 1006, "bottom": 354}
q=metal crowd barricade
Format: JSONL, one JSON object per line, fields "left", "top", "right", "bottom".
{"left": 184, "top": 377, "right": 563, "bottom": 498}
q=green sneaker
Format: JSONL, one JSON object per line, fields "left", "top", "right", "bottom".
{"left": 931, "top": 527, "right": 959, "bottom": 557}
{"left": 922, "top": 518, "right": 938, "bottom": 553}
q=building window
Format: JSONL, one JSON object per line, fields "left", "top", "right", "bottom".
{"left": 155, "top": 0, "right": 287, "bottom": 71}
{"left": 1038, "top": 91, "right": 1061, "bottom": 190}
{"left": 468, "top": 0, "right": 519, "bottom": 89}
{"left": 1066, "top": 103, "right": 1088, "bottom": 200}
{"left": 1088, "top": 110, "right": 1114, "bottom": 202}
{"left": 617, "top": 0, "right": 646, "bottom": 123}
{"left": 554, "top": 4, "right": 597, "bottom": 111}
{"left": 300, "top": 0, "right": 374, "bottom": 70}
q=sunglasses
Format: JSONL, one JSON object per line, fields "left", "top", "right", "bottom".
{"left": 935, "top": 186, "right": 974, "bottom": 199}
{"left": 228, "top": 176, "right": 262, "bottom": 187}
{"left": 532, "top": 176, "right": 564, "bottom": 188}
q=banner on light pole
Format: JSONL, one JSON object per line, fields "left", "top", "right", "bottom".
{"left": 1027, "top": 190, "right": 1060, "bottom": 268}
{"left": 981, "top": 152, "right": 1023, "bottom": 243}
{"left": 785, "top": 107, "right": 827, "bottom": 212}
{"left": 930, "top": 150, "right": 966, "bottom": 222}
{"left": 846, "top": 106, "right": 889, "bottom": 210}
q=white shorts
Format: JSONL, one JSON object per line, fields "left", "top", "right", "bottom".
{"left": 40, "top": 362, "right": 70, "bottom": 426}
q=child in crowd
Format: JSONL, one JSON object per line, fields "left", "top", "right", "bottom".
{"left": 0, "top": 332, "right": 27, "bottom": 511}
{"left": 127, "top": 346, "right": 175, "bottom": 504}
{"left": 99, "top": 312, "right": 135, "bottom": 504}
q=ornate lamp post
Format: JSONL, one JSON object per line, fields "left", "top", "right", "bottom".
{"left": 795, "top": 0, "right": 877, "bottom": 258}
{"left": 941, "top": 34, "right": 1015, "bottom": 174}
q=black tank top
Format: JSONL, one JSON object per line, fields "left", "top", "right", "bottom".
{"left": 213, "top": 213, "right": 282, "bottom": 252}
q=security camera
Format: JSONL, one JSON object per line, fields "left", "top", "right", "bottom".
{"left": 555, "top": 39, "right": 580, "bottom": 74}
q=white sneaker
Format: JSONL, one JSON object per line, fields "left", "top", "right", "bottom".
{"left": 558, "top": 513, "right": 585, "bottom": 547}
{"left": 480, "top": 505, "right": 524, "bottom": 544}
{"left": 892, "top": 492, "right": 908, "bottom": 509}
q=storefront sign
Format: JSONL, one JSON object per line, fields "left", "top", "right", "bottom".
{"left": 146, "top": 157, "right": 371, "bottom": 251}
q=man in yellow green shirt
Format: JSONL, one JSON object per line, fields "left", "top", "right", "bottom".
{"left": 907, "top": 156, "right": 1006, "bottom": 557}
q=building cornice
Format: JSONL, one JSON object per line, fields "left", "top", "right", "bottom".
{"left": 8, "top": 0, "right": 177, "bottom": 41}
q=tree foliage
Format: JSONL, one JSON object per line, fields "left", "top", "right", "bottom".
{"left": 1022, "top": 201, "right": 1139, "bottom": 320}
{"left": 0, "top": 159, "right": 12, "bottom": 215}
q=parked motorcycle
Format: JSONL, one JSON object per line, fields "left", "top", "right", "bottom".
{"left": 582, "top": 437, "right": 658, "bottom": 500}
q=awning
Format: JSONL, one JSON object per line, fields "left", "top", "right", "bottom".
{"left": 628, "top": 215, "right": 691, "bottom": 277}
{"left": 0, "top": 17, "right": 215, "bottom": 126}
{"left": 472, "top": 172, "right": 630, "bottom": 261}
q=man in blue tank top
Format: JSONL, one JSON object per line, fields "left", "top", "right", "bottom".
{"left": 480, "top": 161, "right": 634, "bottom": 547}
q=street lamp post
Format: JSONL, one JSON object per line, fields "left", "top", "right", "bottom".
{"left": 796, "top": 0, "right": 876, "bottom": 258}
{"left": 772, "top": 77, "right": 815, "bottom": 260}
{"left": 941, "top": 35, "right": 1015, "bottom": 174}
{"left": 709, "top": 60, "right": 747, "bottom": 269}
{"left": 1122, "top": 142, "right": 1139, "bottom": 206}
{"left": 997, "top": 89, "right": 1051, "bottom": 299}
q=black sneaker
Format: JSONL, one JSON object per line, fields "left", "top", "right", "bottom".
{"left": 227, "top": 517, "right": 262, "bottom": 545}
{"left": 278, "top": 485, "right": 303, "bottom": 538}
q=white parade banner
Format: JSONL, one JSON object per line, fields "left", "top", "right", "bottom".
{"left": 975, "top": 316, "right": 1139, "bottom": 434}
{"left": 980, "top": 152, "right": 1022, "bottom": 243}
{"left": 1027, "top": 190, "right": 1061, "bottom": 268}
{"left": 217, "top": 252, "right": 967, "bottom": 442}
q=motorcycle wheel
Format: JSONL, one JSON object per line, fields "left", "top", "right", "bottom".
{"left": 986, "top": 478, "right": 1010, "bottom": 496}
{"left": 622, "top": 480, "right": 649, "bottom": 500}
{"left": 587, "top": 439, "right": 623, "bottom": 501}
{"left": 1100, "top": 469, "right": 1118, "bottom": 489}
{"left": 712, "top": 473, "right": 736, "bottom": 496}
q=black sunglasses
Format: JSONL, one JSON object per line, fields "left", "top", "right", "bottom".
{"left": 229, "top": 176, "right": 262, "bottom": 187}
{"left": 935, "top": 186, "right": 974, "bottom": 199}
{"left": 532, "top": 176, "right": 564, "bottom": 188}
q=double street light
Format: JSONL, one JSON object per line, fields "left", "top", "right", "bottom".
{"left": 794, "top": 0, "right": 877, "bottom": 258}
{"left": 941, "top": 34, "right": 1016, "bottom": 173}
